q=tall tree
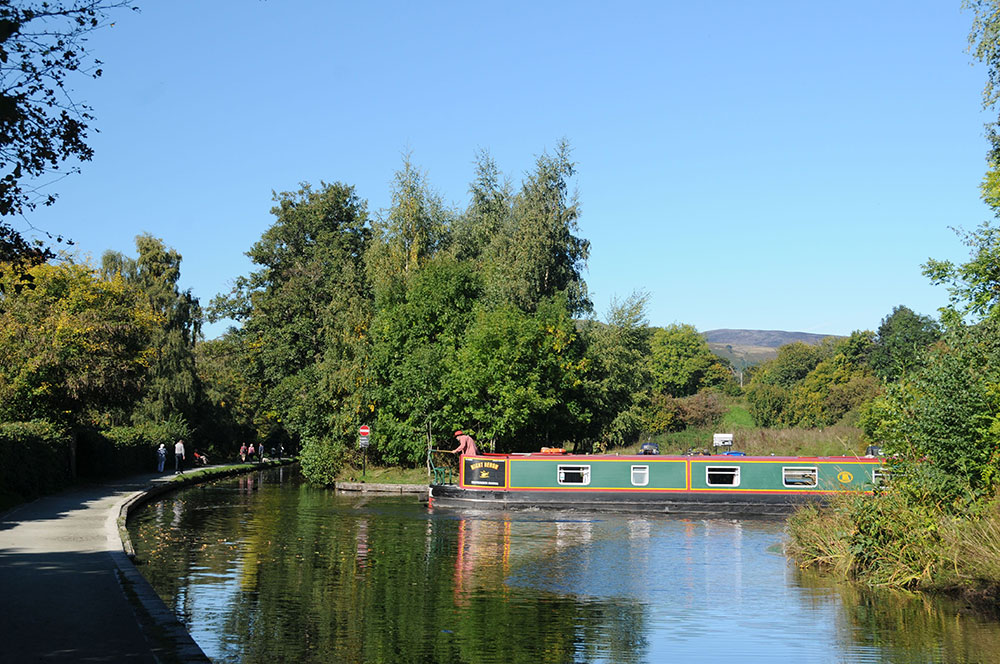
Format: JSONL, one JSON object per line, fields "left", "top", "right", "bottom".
{"left": 102, "top": 234, "right": 201, "bottom": 426}
{"left": 452, "top": 150, "right": 511, "bottom": 262}
{"left": 366, "top": 155, "right": 452, "bottom": 300}
{"left": 211, "top": 182, "right": 371, "bottom": 482}
{"left": 481, "top": 140, "right": 591, "bottom": 315}
{"left": 442, "top": 294, "right": 589, "bottom": 452}
{"left": 366, "top": 255, "right": 482, "bottom": 463}
{"left": 577, "top": 292, "right": 653, "bottom": 449}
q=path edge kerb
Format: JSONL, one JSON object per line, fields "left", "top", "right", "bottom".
{"left": 112, "top": 462, "right": 294, "bottom": 664}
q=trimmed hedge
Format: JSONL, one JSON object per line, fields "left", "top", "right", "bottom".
{"left": 78, "top": 419, "right": 189, "bottom": 478}
{"left": 1, "top": 419, "right": 191, "bottom": 511}
{"left": 0, "top": 420, "right": 73, "bottom": 511}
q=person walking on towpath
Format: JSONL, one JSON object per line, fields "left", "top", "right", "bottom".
{"left": 156, "top": 443, "right": 166, "bottom": 473}
{"left": 451, "top": 430, "right": 478, "bottom": 456}
{"left": 174, "top": 439, "right": 186, "bottom": 474}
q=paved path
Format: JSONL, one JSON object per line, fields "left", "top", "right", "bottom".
{"left": 0, "top": 471, "right": 211, "bottom": 663}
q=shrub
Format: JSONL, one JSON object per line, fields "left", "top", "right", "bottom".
{"left": 746, "top": 383, "right": 789, "bottom": 428}
{"left": 300, "top": 436, "right": 347, "bottom": 485}
{"left": 676, "top": 392, "right": 725, "bottom": 428}
{"left": 0, "top": 420, "right": 72, "bottom": 509}
{"left": 78, "top": 416, "right": 192, "bottom": 478}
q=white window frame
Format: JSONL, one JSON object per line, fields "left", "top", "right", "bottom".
{"left": 705, "top": 466, "right": 741, "bottom": 487}
{"left": 631, "top": 465, "right": 649, "bottom": 487}
{"left": 782, "top": 466, "right": 818, "bottom": 488}
{"left": 873, "top": 467, "right": 890, "bottom": 485}
{"left": 557, "top": 465, "right": 591, "bottom": 486}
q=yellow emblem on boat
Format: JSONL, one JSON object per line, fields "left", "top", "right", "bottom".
{"left": 837, "top": 471, "right": 853, "bottom": 483}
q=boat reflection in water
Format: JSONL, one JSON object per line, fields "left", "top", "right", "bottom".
{"left": 127, "top": 467, "right": 1000, "bottom": 664}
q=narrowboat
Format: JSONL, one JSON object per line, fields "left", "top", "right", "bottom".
{"left": 429, "top": 450, "right": 885, "bottom": 516}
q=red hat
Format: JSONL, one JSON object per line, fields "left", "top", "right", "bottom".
{"left": 454, "top": 430, "right": 463, "bottom": 436}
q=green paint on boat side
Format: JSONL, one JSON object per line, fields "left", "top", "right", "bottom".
{"left": 457, "top": 454, "right": 883, "bottom": 495}
{"left": 510, "top": 457, "right": 688, "bottom": 491}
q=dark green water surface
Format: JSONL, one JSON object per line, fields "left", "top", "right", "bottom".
{"left": 127, "top": 467, "right": 1000, "bottom": 663}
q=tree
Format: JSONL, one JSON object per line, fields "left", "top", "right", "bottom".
{"left": 648, "top": 324, "right": 729, "bottom": 397}
{"left": 785, "top": 333, "right": 881, "bottom": 427}
{"left": 868, "top": 306, "right": 940, "bottom": 381}
{"left": 366, "top": 255, "right": 482, "bottom": 464}
{"left": 442, "top": 295, "right": 589, "bottom": 452}
{"left": 0, "top": 1, "right": 134, "bottom": 264}
{"left": 102, "top": 234, "right": 201, "bottom": 426}
{"left": 923, "top": 222, "right": 1000, "bottom": 326}
{"left": 745, "top": 340, "right": 833, "bottom": 427}
{"left": 0, "top": 259, "right": 157, "bottom": 427}
{"left": 752, "top": 341, "right": 830, "bottom": 387}
{"left": 862, "top": 319, "right": 1000, "bottom": 493}
{"left": 576, "top": 292, "right": 653, "bottom": 449}
{"left": 452, "top": 150, "right": 511, "bottom": 263}
{"left": 366, "top": 155, "right": 452, "bottom": 299}
{"left": 210, "top": 182, "right": 371, "bottom": 482}
{"left": 480, "top": 140, "right": 591, "bottom": 315}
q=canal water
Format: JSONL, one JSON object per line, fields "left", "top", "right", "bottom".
{"left": 128, "top": 467, "right": 1000, "bottom": 663}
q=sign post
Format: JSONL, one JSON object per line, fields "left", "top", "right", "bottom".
{"left": 359, "top": 425, "right": 370, "bottom": 477}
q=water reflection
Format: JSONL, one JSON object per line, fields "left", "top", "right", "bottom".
{"left": 127, "top": 467, "right": 1000, "bottom": 664}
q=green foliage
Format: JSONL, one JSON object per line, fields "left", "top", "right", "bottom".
{"left": 442, "top": 295, "right": 588, "bottom": 453}
{"left": 0, "top": 2, "right": 134, "bottom": 219}
{"left": 367, "top": 155, "right": 452, "bottom": 291}
{"left": 643, "top": 392, "right": 726, "bottom": 435}
{"left": 869, "top": 306, "right": 940, "bottom": 381}
{"left": 194, "top": 334, "right": 256, "bottom": 454}
{"left": 0, "top": 260, "right": 158, "bottom": 427}
{"left": 299, "top": 435, "right": 349, "bottom": 485}
{"left": 368, "top": 256, "right": 482, "bottom": 464}
{"left": 746, "top": 333, "right": 881, "bottom": 429}
{"left": 215, "top": 182, "right": 371, "bottom": 467}
{"left": 74, "top": 426, "right": 159, "bottom": 478}
{"left": 649, "top": 323, "right": 730, "bottom": 397}
{"left": 752, "top": 341, "right": 830, "bottom": 387}
{"left": 102, "top": 234, "right": 202, "bottom": 429}
{"left": 924, "top": 222, "right": 1000, "bottom": 326}
{"left": 865, "top": 321, "right": 1000, "bottom": 492}
{"left": 0, "top": 420, "right": 72, "bottom": 509}
{"left": 575, "top": 292, "right": 652, "bottom": 449}
{"left": 477, "top": 141, "right": 591, "bottom": 315}
{"left": 745, "top": 383, "right": 790, "bottom": 428}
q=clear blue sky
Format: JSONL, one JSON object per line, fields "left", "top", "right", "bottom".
{"left": 16, "top": 1, "right": 994, "bottom": 338}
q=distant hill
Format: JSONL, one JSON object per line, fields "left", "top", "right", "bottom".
{"left": 703, "top": 329, "right": 840, "bottom": 367}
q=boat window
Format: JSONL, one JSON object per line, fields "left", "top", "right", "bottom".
{"left": 631, "top": 465, "right": 649, "bottom": 486}
{"left": 873, "top": 467, "right": 890, "bottom": 485}
{"left": 782, "top": 467, "right": 818, "bottom": 487}
{"left": 705, "top": 466, "right": 740, "bottom": 487}
{"left": 558, "top": 465, "right": 591, "bottom": 485}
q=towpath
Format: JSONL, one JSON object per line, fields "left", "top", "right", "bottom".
{"left": 0, "top": 470, "right": 213, "bottom": 663}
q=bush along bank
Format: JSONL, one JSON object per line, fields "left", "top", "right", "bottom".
{"left": 0, "top": 420, "right": 75, "bottom": 511}
{"left": 0, "top": 418, "right": 195, "bottom": 512}
{"left": 787, "top": 461, "right": 1000, "bottom": 607}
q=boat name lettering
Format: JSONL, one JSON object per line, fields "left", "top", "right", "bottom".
{"left": 470, "top": 461, "right": 501, "bottom": 471}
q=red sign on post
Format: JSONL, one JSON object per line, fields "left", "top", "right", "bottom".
{"left": 359, "top": 425, "right": 370, "bottom": 436}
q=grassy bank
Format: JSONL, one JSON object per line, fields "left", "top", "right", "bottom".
{"left": 787, "top": 491, "right": 1000, "bottom": 607}
{"left": 335, "top": 464, "right": 430, "bottom": 485}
